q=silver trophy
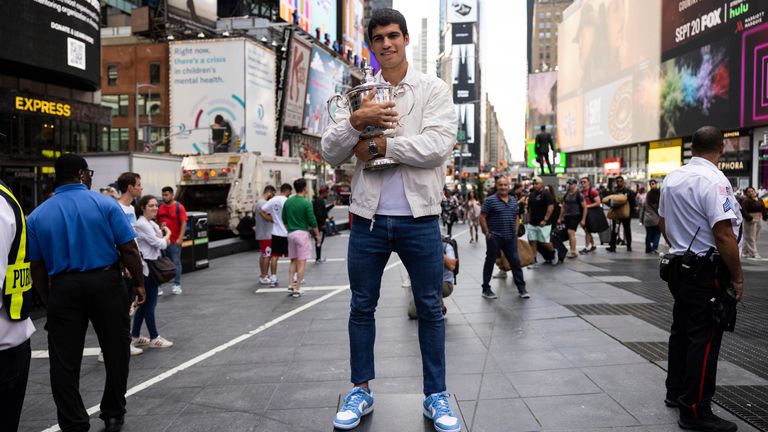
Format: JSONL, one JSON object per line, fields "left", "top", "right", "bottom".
{"left": 327, "top": 66, "right": 414, "bottom": 171}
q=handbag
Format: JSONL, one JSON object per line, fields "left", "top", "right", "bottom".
{"left": 586, "top": 207, "right": 609, "bottom": 233}
{"left": 607, "top": 202, "right": 630, "bottom": 220}
{"left": 147, "top": 256, "right": 176, "bottom": 284}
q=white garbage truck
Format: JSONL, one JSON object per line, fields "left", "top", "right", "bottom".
{"left": 176, "top": 152, "right": 302, "bottom": 233}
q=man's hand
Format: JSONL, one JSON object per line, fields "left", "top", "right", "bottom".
{"left": 353, "top": 136, "right": 387, "bottom": 162}
{"left": 348, "top": 90, "right": 399, "bottom": 132}
{"left": 175, "top": 237, "right": 184, "bottom": 247}
{"left": 580, "top": 219, "right": 587, "bottom": 228}
{"left": 732, "top": 280, "right": 744, "bottom": 302}
{"left": 539, "top": 220, "right": 546, "bottom": 227}
{"left": 485, "top": 231, "right": 492, "bottom": 240}
{"left": 132, "top": 285, "right": 146, "bottom": 305}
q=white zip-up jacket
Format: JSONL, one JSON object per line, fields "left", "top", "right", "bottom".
{"left": 321, "top": 65, "right": 457, "bottom": 219}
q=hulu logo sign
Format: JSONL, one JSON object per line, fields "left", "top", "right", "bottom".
{"left": 730, "top": 2, "right": 749, "bottom": 19}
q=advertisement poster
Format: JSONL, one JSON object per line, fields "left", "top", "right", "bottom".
{"left": 168, "top": 0, "right": 217, "bottom": 25}
{"left": 343, "top": 0, "right": 365, "bottom": 58}
{"left": 583, "top": 76, "right": 633, "bottom": 148}
{"left": 527, "top": 72, "right": 557, "bottom": 141}
{"left": 455, "top": 103, "right": 475, "bottom": 144}
{"left": 452, "top": 44, "right": 476, "bottom": 103}
{"left": 556, "top": 95, "right": 584, "bottom": 151}
{"left": 311, "top": 0, "right": 337, "bottom": 43}
{"left": 280, "top": 0, "right": 310, "bottom": 32}
{"left": 446, "top": 0, "right": 478, "bottom": 23}
{"left": 304, "top": 47, "right": 349, "bottom": 137}
{"left": 284, "top": 38, "right": 312, "bottom": 128}
{"left": 451, "top": 23, "right": 473, "bottom": 45}
{"left": 170, "top": 39, "right": 276, "bottom": 155}
{"left": 741, "top": 21, "right": 768, "bottom": 127}
{"left": 526, "top": 141, "right": 566, "bottom": 174}
{"left": 245, "top": 40, "right": 277, "bottom": 155}
{"left": 0, "top": 0, "right": 101, "bottom": 90}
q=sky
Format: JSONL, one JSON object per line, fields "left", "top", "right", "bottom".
{"left": 391, "top": 0, "right": 529, "bottom": 161}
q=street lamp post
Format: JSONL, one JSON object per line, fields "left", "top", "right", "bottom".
{"left": 136, "top": 83, "right": 157, "bottom": 151}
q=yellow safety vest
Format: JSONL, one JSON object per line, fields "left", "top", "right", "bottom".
{"left": 0, "top": 182, "right": 32, "bottom": 321}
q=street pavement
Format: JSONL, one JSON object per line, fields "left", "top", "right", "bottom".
{"left": 18, "top": 219, "right": 767, "bottom": 432}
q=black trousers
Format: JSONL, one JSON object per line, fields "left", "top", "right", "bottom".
{"left": 665, "top": 269, "right": 725, "bottom": 418}
{"left": 47, "top": 266, "right": 131, "bottom": 431}
{"left": 609, "top": 218, "right": 632, "bottom": 249}
{"left": 536, "top": 153, "right": 553, "bottom": 175}
{"left": 315, "top": 229, "right": 326, "bottom": 261}
{"left": 0, "top": 339, "right": 31, "bottom": 431}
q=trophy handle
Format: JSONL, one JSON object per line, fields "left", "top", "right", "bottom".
{"left": 327, "top": 94, "right": 348, "bottom": 125}
{"left": 394, "top": 82, "right": 416, "bottom": 125}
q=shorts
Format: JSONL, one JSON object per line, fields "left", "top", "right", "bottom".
{"left": 564, "top": 215, "right": 581, "bottom": 231}
{"left": 258, "top": 239, "right": 272, "bottom": 257}
{"left": 526, "top": 224, "right": 552, "bottom": 243}
{"left": 271, "top": 235, "right": 288, "bottom": 257}
{"left": 287, "top": 230, "right": 312, "bottom": 260}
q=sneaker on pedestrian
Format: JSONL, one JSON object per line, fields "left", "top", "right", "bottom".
{"left": 579, "top": 247, "right": 590, "bottom": 255}
{"left": 171, "top": 284, "right": 182, "bottom": 295}
{"left": 130, "top": 345, "right": 143, "bottom": 356}
{"left": 519, "top": 289, "right": 530, "bottom": 299}
{"left": 132, "top": 335, "right": 150, "bottom": 347}
{"left": 333, "top": 387, "right": 374, "bottom": 430}
{"left": 269, "top": 275, "right": 279, "bottom": 287}
{"left": 315, "top": 258, "right": 326, "bottom": 263}
{"left": 157, "top": 287, "right": 164, "bottom": 296}
{"left": 589, "top": 245, "right": 597, "bottom": 252}
{"left": 481, "top": 289, "right": 498, "bottom": 299}
{"left": 678, "top": 411, "right": 737, "bottom": 432}
{"left": 148, "top": 336, "right": 174, "bottom": 348}
{"left": 492, "top": 270, "right": 507, "bottom": 279}
{"left": 423, "top": 391, "right": 461, "bottom": 432}
{"left": 291, "top": 291, "right": 302, "bottom": 298}
{"left": 259, "top": 276, "right": 272, "bottom": 285}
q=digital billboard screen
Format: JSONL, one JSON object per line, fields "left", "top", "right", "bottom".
{"left": 446, "top": 0, "right": 478, "bottom": 23}
{"left": 527, "top": 72, "right": 557, "bottom": 141}
{"left": 452, "top": 44, "right": 477, "bottom": 103}
{"left": 304, "top": 47, "right": 350, "bottom": 137}
{"left": 0, "top": 0, "right": 101, "bottom": 90}
{"left": 311, "top": 0, "right": 337, "bottom": 44}
{"left": 343, "top": 0, "right": 365, "bottom": 58}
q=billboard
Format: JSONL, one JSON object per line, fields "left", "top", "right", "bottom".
{"left": 648, "top": 138, "right": 682, "bottom": 177}
{"left": 284, "top": 38, "right": 312, "bottom": 128}
{"left": 304, "top": 47, "right": 350, "bottom": 137}
{"left": 343, "top": 0, "right": 365, "bottom": 58}
{"left": 0, "top": 0, "right": 101, "bottom": 90}
{"left": 311, "top": 0, "right": 337, "bottom": 44}
{"left": 452, "top": 44, "right": 476, "bottom": 103}
{"left": 168, "top": 0, "right": 217, "bottom": 26}
{"left": 280, "top": 0, "right": 311, "bottom": 33}
{"left": 456, "top": 103, "right": 479, "bottom": 163}
{"left": 527, "top": 72, "right": 557, "bottom": 141}
{"left": 447, "top": 0, "right": 478, "bottom": 23}
{"left": 170, "top": 39, "right": 276, "bottom": 155}
{"left": 526, "top": 141, "right": 566, "bottom": 174}
{"left": 741, "top": 20, "right": 768, "bottom": 127}
{"left": 452, "top": 23, "right": 474, "bottom": 45}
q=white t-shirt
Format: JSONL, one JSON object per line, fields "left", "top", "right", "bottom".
{"left": 120, "top": 201, "right": 138, "bottom": 228}
{"left": 0, "top": 198, "right": 35, "bottom": 350}
{"left": 254, "top": 198, "right": 273, "bottom": 241}
{"left": 262, "top": 195, "right": 288, "bottom": 237}
{"left": 376, "top": 164, "right": 412, "bottom": 216}
{"left": 659, "top": 157, "right": 743, "bottom": 255}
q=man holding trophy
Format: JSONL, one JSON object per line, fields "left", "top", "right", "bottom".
{"left": 321, "top": 8, "right": 460, "bottom": 432}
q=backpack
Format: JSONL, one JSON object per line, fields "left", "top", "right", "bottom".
{"left": 443, "top": 236, "right": 459, "bottom": 284}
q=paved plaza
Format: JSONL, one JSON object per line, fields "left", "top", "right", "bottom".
{"left": 19, "top": 221, "right": 767, "bottom": 432}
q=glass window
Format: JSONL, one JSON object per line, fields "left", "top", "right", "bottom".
{"left": 149, "top": 62, "right": 161, "bottom": 84}
{"left": 545, "top": 32, "right": 551, "bottom": 38}
{"left": 118, "top": 94, "right": 129, "bottom": 117}
{"left": 145, "top": 93, "right": 161, "bottom": 116}
{"left": 538, "top": 23, "right": 545, "bottom": 29}
{"left": 107, "top": 64, "right": 118, "bottom": 86}
{"left": 102, "top": 94, "right": 119, "bottom": 117}
{"left": 538, "top": 32, "right": 544, "bottom": 39}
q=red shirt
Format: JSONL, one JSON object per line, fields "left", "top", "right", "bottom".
{"left": 582, "top": 187, "right": 599, "bottom": 205}
{"left": 157, "top": 201, "right": 188, "bottom": 243}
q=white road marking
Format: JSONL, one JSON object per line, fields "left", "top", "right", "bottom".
{"left": 32, "top": 348, "right": 101, "bottom": 359}
{"left": 277, "top": 257, "right": 346, "bottom": 263}
{"left": 254, "top": 285, "right": 350, "bottom": 293}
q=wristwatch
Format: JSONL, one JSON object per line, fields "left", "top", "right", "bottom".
{"left": 368, "top": 138, "right": 379, "bottom": 157}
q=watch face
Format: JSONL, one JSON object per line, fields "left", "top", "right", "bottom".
{"left": 368, "top": 141, "right": 378, "bottom": 155}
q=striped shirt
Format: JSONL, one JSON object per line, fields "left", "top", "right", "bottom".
{"left": 481, "top": 194, "right": 519, "bottom": 239}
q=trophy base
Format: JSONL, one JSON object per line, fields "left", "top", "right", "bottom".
{"left": 364, "top": 157, "right": 399, "bottom": 171}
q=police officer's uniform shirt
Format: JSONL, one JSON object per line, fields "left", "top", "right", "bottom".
{"left": 659, "top": 157, "right": 743, "bottom": 255}
{"left": 0, "top": 198, "right": 35, "bottom": 350}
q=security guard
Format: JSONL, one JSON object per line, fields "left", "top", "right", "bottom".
{"left": 0, "top": 180, "right": 35, "bottom": 431}
{"left": 658, "top": 126, "right": 743, "bottom": 432}
{"left": 27, "top": 154, "right": 145, "bottom": 432}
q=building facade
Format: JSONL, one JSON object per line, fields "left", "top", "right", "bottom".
{"left": 530, "top": 0, "right": 572, "bottom": 73}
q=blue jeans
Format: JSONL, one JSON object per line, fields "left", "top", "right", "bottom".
{"left": 165, "top": 243, "right": 182, "bottom": 285}
{"left": 482, "top": 234, "right": 526, "bottom": 292}
{"left": 645, "top": 225, "right": 661, "bottom": 253}
{"left": 348, "top": 214, "right": 445, "bottom": 395}
{"left": 132, "top": 273, "right": 159, "bottom": 339}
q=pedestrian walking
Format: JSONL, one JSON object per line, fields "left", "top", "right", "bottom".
{"left": 606, "top": 176, "right": 636, "bottom": 252}
{"left": 28, "top": 154, "right": 145, "bottom": 432}
{"left": 156, "top": 186, "right": 187, "bottom": 295}
{"left": 0, "top": 181, "right": 35, "bottom": 432}
{"left": 479, "top": 177, "right": 527, "bottom": 299}
{"left": 659, "top": 126, "right": 743, "bottom": 432}
{"left": 441, "top": 188, "right": 459, "bottom": 237}
{"left": 259, "top": 183, "right": 292, "bottom": 287}
{"left": 322, "top": 8, "right": 460, "bottom": 431}
{"left": 466, "top": 190, "right": 481, "bottom": 243}
{"left": 641, "top": 187, "right": 661, "bottom": 254}
{"left": 131, "top": 195, "right": 174, "bottom": 349}
{"left": 255, "top": 185, "right": 277, "bottom": 285}
{"left": 534, "top": 125, "right": 556, "bottom": 175}
{"left": 525, "top": 177, "right": 557, "bottom": 264}
{"left": 579, "top": 177, "right": 604, "bottom": 254}
{"left": 281, "top": 178, "right": 321, "bottom": 297}
{"left": 312, "top": 186, "right": 334, "bottom": 263}
{"left": 739, "top": 186, "right": 765, "bottom": 259}
{"left": 557, "top": 178, "right": 587, "bottom": 258}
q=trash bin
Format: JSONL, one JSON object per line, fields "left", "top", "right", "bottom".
{"left": 181, "top": 211, "right": 209, "bottom": 273}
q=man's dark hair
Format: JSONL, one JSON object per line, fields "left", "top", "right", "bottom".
{"left": 162, "top": 186, "right": 174, "bottom": 194}
{"left": 616, "top": 176, "right": 624, "bottom": 181}
{"left": 692, "top": 126, "right": 723, "bottom": 154}
{"left": 540, "top": 125, "right": 546, "bottom": 132}
{"left": 214, "top": 114, "right": 224, "bottom": 124}
{"left": 280, "top": 183, "right": 293, "bottom": 194}
{"left": 54, "top": 154, "right": 88, "bottom": 183}
{"left": 367, "top": 8, "right": 408, "bottom": 43}
{"left": 263, "top": 185, "right": 276, "bottom": 194}
{"left": 293, "top": 178, "right": 307, "bottom": 193}
{"left": 117, "top": 172, "right": 141, "bottom": 194}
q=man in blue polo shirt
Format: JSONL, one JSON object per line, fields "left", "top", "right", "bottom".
{"left": 479, "top": 176, "right": 528, "bottom": 299}
{"left": 28, "top": 154, "right": 145, "bottom": 432}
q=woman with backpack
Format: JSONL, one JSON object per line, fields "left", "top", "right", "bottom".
{"left": 641, "top": 187, "right": 661, "bottom": 254}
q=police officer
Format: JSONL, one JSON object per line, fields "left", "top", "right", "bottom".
{"left": 658, "top": 126, "right": 743, "bottom": 432}
{"left": 28, "top": 154, "right": 145, "bottom": 432}
{"left": 0, "top": 180, "right": 35, "bottom": 431}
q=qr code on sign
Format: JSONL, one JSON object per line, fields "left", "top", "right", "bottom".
{"left": 67, "top": 37, "right": 86, "bottom": 70}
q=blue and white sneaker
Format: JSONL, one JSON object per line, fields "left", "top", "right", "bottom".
{"left": 423, "top": 392, "right": 461, "bottom": 432}
{"left": 333, "top": 387, "right": 374, "bottom": 430}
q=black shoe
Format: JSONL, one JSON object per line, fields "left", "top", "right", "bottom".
{"left": 607, "top": 247, "right": 617, "bottom": 253}
{"left": 104, "top": 417, "right": 124, "bottom": 432}
{"left": 627, "top": 246, "right": 632, "bottom": 252}
{"left": 678, "top": 412, "right": 737, "bottom": 432}
{"left": 664, "top": 393, "right": 680, "bottom": 408}
{"left": 481, "top": 289, "right": 498, "bottom": 299}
